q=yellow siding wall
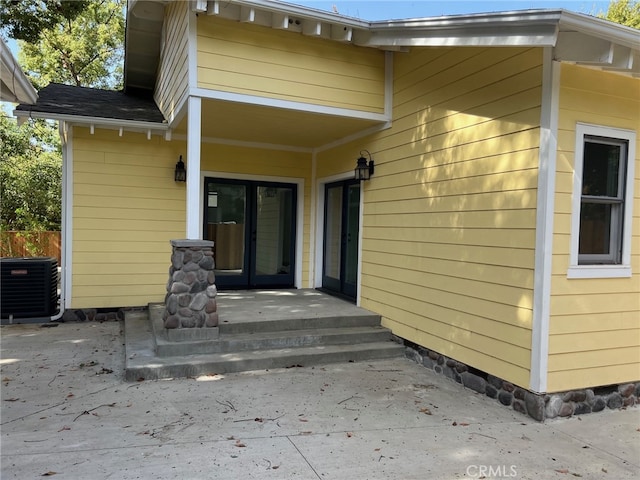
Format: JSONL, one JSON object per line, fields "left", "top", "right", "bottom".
{"left": 71, "top": 128, "right": 184, "bottom": 308}
{"left": 548, "top": 64, "right": 640, "bottom": 392}
{"left": 200, "top": 143, "right": 312, "bottom": 287}
{"left": 318, "top": 47, "right": 543, "bottom": 387}
{"left": 196, "top": 16, "right": 385, "bottom": 114}
{"left": 155, "top": 0, "right": 189, "bottom": 122}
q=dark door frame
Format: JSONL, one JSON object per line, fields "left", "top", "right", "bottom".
{"left": 203, "top": 177, "right": 298, "bottom": 290}
{"left": 320, "top": 178, "right": 361, "bottom": 301}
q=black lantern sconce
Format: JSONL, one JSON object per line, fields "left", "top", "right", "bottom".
{"left": 355, "top": 150, "right": 374, "bottom": 181}
{"left": 174, "top": 155, "right": 186, "bottom": 182}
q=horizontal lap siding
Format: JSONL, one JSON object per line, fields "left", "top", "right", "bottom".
{"left": 200, "top": 143, "right": 312, "bottom": 287}
{"left": 72, "top": 128, "right": 183, "bottom": 308}
{"left": 549, "top": 64, "right": 640, "bottom": 392}
{"left": 155, "top": 1, "right": 189, "bottom": 122}
{"left": 318, "top": 47, "right": 542, "bottom": 388}
{"left": 197, "top": 16, "right": 384, "bottom": 113}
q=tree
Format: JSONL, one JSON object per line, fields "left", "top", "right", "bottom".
{"left": 0, "top": 0, "right": 88, "bottom": 44}
{"left": 599, "top": 0, "right": 640, "bottom": 28}
{"left": 0, "top": 0, "right": 125, "bottom": 237}
{"left": 0, "top": 106, "right": 62, "bottom": 231}
{"left": 16, "top": 0, "right": 125, "bottom": 89}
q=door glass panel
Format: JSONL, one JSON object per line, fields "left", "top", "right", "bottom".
{"left": 324, "top": 186, "right": 342, "bottom": 280}
{"left": 205, "top": 183, "right": 246, "bottom": 276}
{"left": 255, "top": 186, "right": 294, "bottom": 276}
{"left": 344, "top": 184, "right": 360, "bottom": 286}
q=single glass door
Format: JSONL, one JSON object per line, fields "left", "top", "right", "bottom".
{"left": 204, "top": 180, "right": 249, "bottom": 288}
{"left": 204, "top": 178, "right": 296, "bottom": 289}
{"left": 251, "top": 185, "right": 295, "bottom": 286}
{"left": 322, "top": 180, "right": 360, "bottom": 300}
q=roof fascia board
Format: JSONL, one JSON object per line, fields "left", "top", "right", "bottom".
{"left": 1, "top": 39, "right": 38, "bottom": 104}
{"left": 365, "top": 10, "right": 562, "bottom": 47}
{"left": 370, "top": 9, "right": 563, "bottom": 29}
{"left": 362, "top": 26, "right": 558, "bottom": 47}
{"left": 559, "top": 10, "right": 640, "bottom": 51}
{"left": 13, "top": 109, "right": 169, "bottom": 132}
{"left": 365, "top": 10, "right": 639, "bottom": 52}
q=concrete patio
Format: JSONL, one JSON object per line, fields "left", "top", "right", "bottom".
{"left": 1, "top": 319, "right": 638, "bottom": 479}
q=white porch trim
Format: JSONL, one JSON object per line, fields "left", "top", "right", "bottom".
{"left": 186, "top": 96, "right": 202, "bottom": 239}
{"left": 308, "top": 150, "right": 318, "bottom": 289}
{"left": 60, "top": 122, "right": 73, "bottom": 310}
{"left": 530, "top": 49, "right": 560, "bottom": 394}
{"left": 190, "top": 87, "right": 390, "bottom": 123}
{"left": 172, "top": 133, "right": 313, "bottom": 153}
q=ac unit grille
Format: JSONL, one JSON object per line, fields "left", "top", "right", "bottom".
{"left": 1, "top": 257, "right": 59, "bottom": 318}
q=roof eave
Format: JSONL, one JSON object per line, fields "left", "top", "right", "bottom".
{"left": 13, "top": 108, "right": 169, "bottom": 132}
{"left": 225, "top": 0, "right": 371, "bottom": 28}
{"left": 365, "top": 10, "right": 563, "bottom": 47}
{"left": 558, "top": 10, "right": 640, "bottom": 51}
{"left": 0, "top": 39, "right": 38, "bottom": 104}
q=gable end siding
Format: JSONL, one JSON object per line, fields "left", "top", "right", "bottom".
{"left": 155, "top": 0, "right": 189, "bottom": 123}
{"left": 196, "top": 16, "right": 385, "bottom": 114}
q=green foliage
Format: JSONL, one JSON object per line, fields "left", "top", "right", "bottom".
{"left": 599, "top": 0, "right": 640, "bottom": 28}
{"left": 17, "top": 0, "right": 125, "bottom": 89}
{"left": 0, "top": 0, "right": 88, "bottom": 43}
{"left": 0, "top": 106, "right": 62, "bottom": 231}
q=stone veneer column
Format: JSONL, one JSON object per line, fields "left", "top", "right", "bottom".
{"left": 163, "top": 240, "right": 218, "bottom": 329}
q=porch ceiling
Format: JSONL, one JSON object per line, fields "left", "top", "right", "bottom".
{"left": 174, "top": 98, "right": 384, "bottom": 149}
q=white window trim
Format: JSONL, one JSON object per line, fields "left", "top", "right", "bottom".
{"left": 568, "top": 123, "right": 636, "bottom": 279}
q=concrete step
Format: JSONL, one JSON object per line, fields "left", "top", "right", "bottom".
{"left": 125, "top": 307, "right": 404, "bottom": 381}
{"left": 217, "top": 314, "right": 383, "bottom": 334}
{"left": 125, "top": 341, "right": 405, "bottom": 381}
{"left": 155, "top": 325, "right": 394, "bottom": 357}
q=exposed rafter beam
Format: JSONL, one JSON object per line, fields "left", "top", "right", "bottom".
{"left": 272, "top": 13, "right": 289, "bottom": 29}
{"left": 193, "top": 0, "right": 207, "bottom": 13}
{"left": 603, "top": 51, "right": 640, "bottom": 76}
{"left": 13, "top": 109, "right": 169, "bottom": 137}
{"left": 240, "top": 6, "right": 255, "bottom": 23}
{"left": 331, "top": 25, "right": 352, "bottom": 42}
{"left": 207, "top": 1, "right": 219, "bottom": 15}
{"left": 302, "top": 20, "right": 322, "bottom": 36}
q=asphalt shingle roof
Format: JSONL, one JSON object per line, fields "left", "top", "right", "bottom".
{"left": 15, "top": 83, "right": 165, "bottom": 124}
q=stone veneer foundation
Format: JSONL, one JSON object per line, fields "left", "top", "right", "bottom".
{"left": 402, "top": 340, "right": 639, "bottom": 422}
{"left": 162, "top": 240, "right": 218, "bottom": 329}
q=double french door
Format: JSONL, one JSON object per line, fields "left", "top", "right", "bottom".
{"left": 204, "top": 178, "right": 296, "bottom": 289}
{"left": 322, "top": 180, "right": 361, "bottom": 300}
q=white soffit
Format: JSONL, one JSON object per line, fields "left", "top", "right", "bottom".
{"left": 554, "top": 13, "right": 640, "bottom": 77}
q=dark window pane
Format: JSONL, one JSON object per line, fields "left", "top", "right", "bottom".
{"left": 582, "top": 141, "right": 620, "bottom": 197}
{"left": 579, "top": 203, "right": 611, "bottom": 255}
{"left": 205, "top": 183, "right": 246, "bottom": 274}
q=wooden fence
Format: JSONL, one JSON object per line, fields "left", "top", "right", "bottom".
{"left": 0, "top": 231, "right": 61, "bottom": 264}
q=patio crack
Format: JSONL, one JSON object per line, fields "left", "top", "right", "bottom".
{"left": 287, "top": 435, "right": 322, "bottom": 479}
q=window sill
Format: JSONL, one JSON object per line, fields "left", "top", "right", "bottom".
{"left": 567, "top": 265, "right": 632, "bottom": 279}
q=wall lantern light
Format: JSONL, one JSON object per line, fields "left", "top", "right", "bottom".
{"left": 174, "top": 155, "right": 186, "bottom": 182}
{"left": 355, "top": 150, "right": 374, "bottom": 181}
